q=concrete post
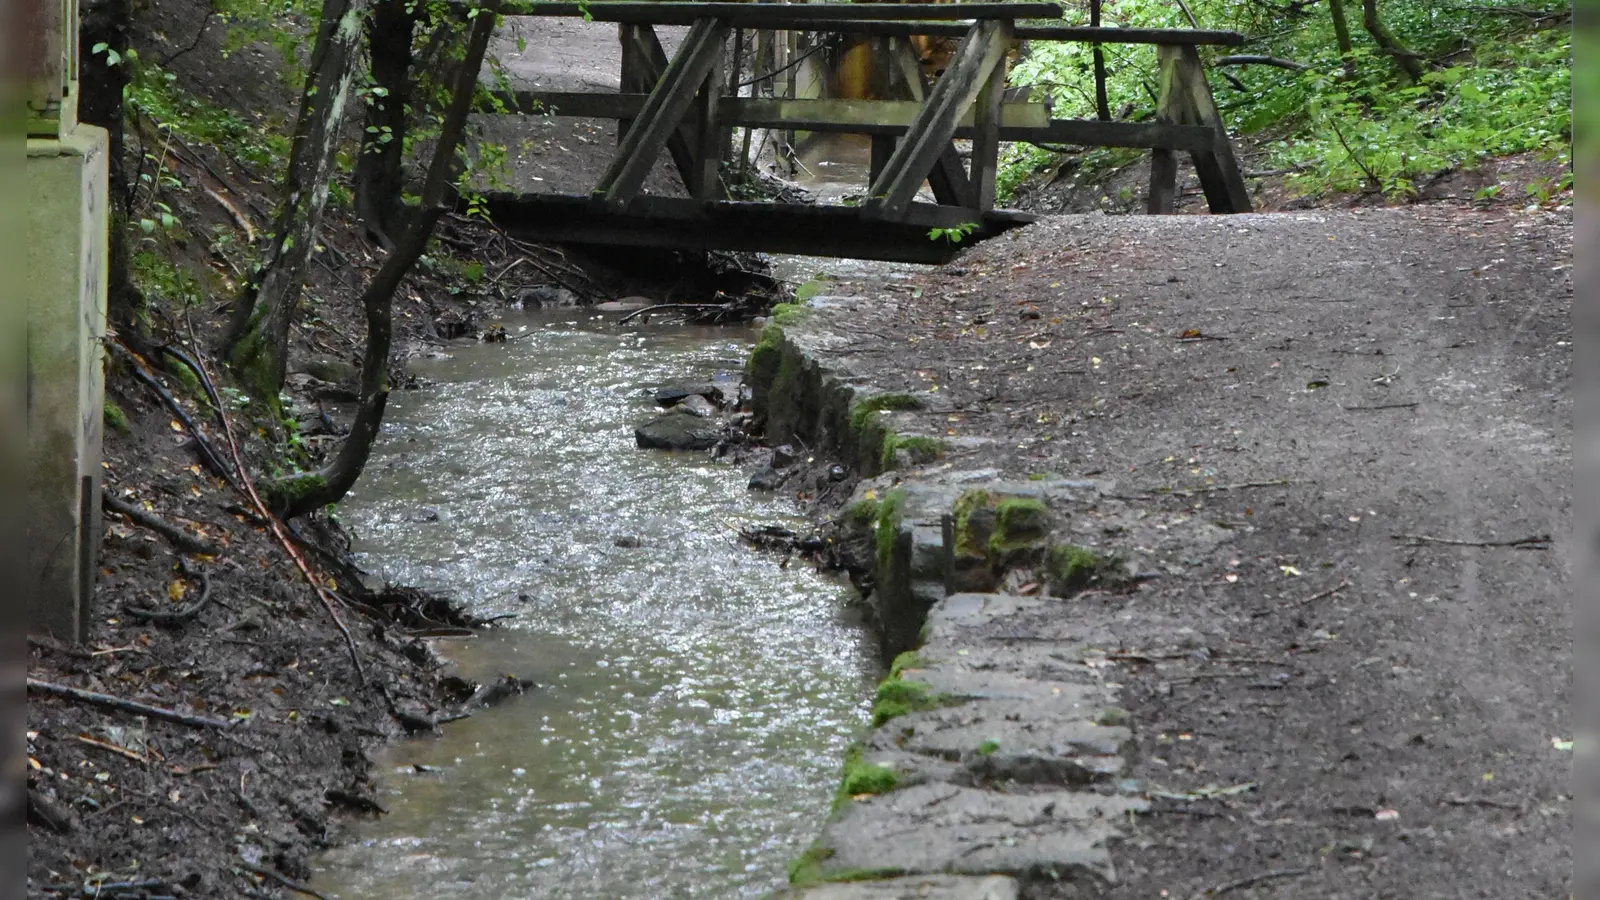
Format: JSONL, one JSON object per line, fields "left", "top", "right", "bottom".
{"left": 27, "top": 125, "right": 110, "bottom": 642}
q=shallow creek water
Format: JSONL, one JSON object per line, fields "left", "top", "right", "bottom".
{"left": 311, "top": 309, "right": 877, "bottom": 899}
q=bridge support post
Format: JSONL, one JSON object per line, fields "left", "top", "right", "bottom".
{"left": 27, "top": 125, "right": 111, "bottom": 642}
{"left": 1152, "top": 43, "right": 1252, "bottom": 214}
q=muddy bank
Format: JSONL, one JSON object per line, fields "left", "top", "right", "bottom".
{"left": 746, "top": 206, "right": 1572, "bottom": 898}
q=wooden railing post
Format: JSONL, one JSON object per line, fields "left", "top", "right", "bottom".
{"left": 1151, "top": 43, "right": 1252, "bottom": 214}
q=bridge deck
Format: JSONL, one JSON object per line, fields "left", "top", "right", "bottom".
{"left": 482, "top": 194, "right": 1036, "bottom": 264}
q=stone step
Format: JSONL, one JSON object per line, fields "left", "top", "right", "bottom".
{"left": 814, "top": 783, "right": 1145, "bottom": 884}
{"left": 773, "top": 874, "right": 1018, "bottom": 900}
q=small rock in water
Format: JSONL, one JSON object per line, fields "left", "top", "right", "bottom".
{"left": 517, "top": 285, "right": 581, "bottom": 308}
{"left": 677, "top": 394, "right": 718, "bottom": 418}
{"left": 469, "top": 675, "right": 537, "bottom": 709}
{"left": 654, "top": 384, "right": 718, "bottom": 407}
{"left": 594, "top": 296, "right": 653, "bottom": 312}
{"left": 748, "top": 467, "right": 787, "bottom": 491}
{"left": 413, "top": 507, "right": 444, "bottom": 523}
{"left": 771, "top": 444, "right": 799, "bottom": 468}
{"left": 613, "top": 535, "right": 642, "bottom": 548}
{"left": 827, "top": 464, "right": 849, "bottom": 482}
{"left": 635, "top": 409, "right": 721, "bottom": 451}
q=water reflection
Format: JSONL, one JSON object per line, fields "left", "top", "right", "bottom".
{"left": 313, "top": 310, "right": 876, "bottom": 899}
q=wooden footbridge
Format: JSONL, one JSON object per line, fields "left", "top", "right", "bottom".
{"left": 482, "top": 1, "right": 1252, "bottom": 264}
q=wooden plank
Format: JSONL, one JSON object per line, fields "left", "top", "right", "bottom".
{"left": 1147, "top": 147, "right": 1177, "bottom": 213}
{"left": 888, "top": 36, "right": 971, "bottom": 208}
{"left": 597, "top": 17, "right": 729, "bottom": 207}
{"left": 1155, "top": 43, "right": 1252, "bottom": 213}
{"left": 481, "top": 192, "right": 1036, "bottom": 264}
{"left": 499, "top": 2, "right": 1065, "bottom": 24}
{"left": 868, "top": 20, "right": 1012, "bottom": 219}
{"left": 691, "top": 35, "right": 726, "bottom": 199}
{"left": 499, "top": 90, "right": 1214, "bottom": 150}
{"left": 564, "top": 17, "right": 1245, "bottom": 44}
{"left": 870, "top": 135, "right": 895, "bottom": 184}
{"left": 970, "top": 42, "right": 1005, "bottom": 211}
{"left": 620, "top": 24, "right": 702, "bottom": 187}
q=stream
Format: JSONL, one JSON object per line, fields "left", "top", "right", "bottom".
{"left": 310, "top": 309, "right": 877, "bottom": 899}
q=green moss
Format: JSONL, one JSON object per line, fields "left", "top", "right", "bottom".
{"left": 952, "top": 489, "right": 995, "bottom": 558}
{"left": 878, "top": 433, "right": 943, "bottom": 471}
{"left": 888, "top": 651, "right": 924, "bottom": 679}
{"left": 839, "top": 756, "right": 898, "bottom": 798}
{"left": 787, "top": 843, "right": 903, "bottom": 887}
{"left": 162, "top": 356, "right": 202, "bottom": 394}
{"left": 1047, "top": 543, "right": 1113, "bottom": 595}
{"left": 847, "top": 393, "right": 923, "bottom": 434}
{"left": 1096, "top": 706, "right": 1131, "bottom": 728}
{"left": 844, "top": 498, "right": 880, "bottom": 528}
{"left": 770, "top": 349, "right": 804, "bottom": 402}
{"left": 871, "top": 677, "right": 944, "bottom": 726}
{"left": 769, "top": 301, "right": 809, "bottom": 327}
{"left": 975, "top": 739, "right": 1000, "bottom": 756}
{"left": 102, "top": 400, "right": 129, "bottom": 433}
{"left": 873, "top": 488, "right": 906, "bottom": 574}
{"left": 263, "top": 471, "right": 326, "bottom": 513}
{"left": 988, "top": 498, "right": 1051, "bottom": 556}
{"left": 746, "top": 325, "right": 783, "bottom": 383}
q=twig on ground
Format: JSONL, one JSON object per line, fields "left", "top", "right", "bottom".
{"left": 1393, "top": 532, "right": 1551, "bottom": 549}
{"left": 1155, "top": 479, "right": 1302, "bottom": 497}
{"left": 101, "top": 490, "right": 223, "bottom": 556}
{"left": 76, "top": 734, "right": 149, "bottom": 764}
{"left": 1442, "top": 793, "right": 1522, "bottom": 810}
{"left": 237, "top": 862, "right": 331, "bottom": 900}
{"left": 1294, "top": 579, "right": 1350, "bottom": 606}
{"left": 1340, "top": 402, "right": 1418, "bottom": 411}
{"left": 1206, "top": 867, "right": 1310, "bottom": 895}
{"left": 27, "top": 678, "right": 234, "bottom": 729}
{"left": 112, "top": 341, "right": 235, "bottom": 483}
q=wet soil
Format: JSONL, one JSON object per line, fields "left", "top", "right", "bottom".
{"left": 779, "top": 205, "right": 1572, "bottom": 898}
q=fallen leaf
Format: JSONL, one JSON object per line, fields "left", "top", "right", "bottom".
{"left": 1180, "top": 328, "right": 1203, "bottom": 339}
{"left": 1375, "top": 809, "right": 1400, "bottom": 821}
{"left": 1552, "top": 738, "right": 1574, "bottom": 752}
{"left": 1280, "top": 565, "right": 1302, "bottom": 577}
{"left": 1306, "top": 380, "right": 1330, "bottom": 390}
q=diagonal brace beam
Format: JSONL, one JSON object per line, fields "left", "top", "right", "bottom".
{"left": 887, "top": 36, "right": 972, "bottom": 208}
{"left": 596, "top": 16, "right": 729, "bottom": 208}
{"left": 867, "top": 18, "right": 1013, "bottom": 220}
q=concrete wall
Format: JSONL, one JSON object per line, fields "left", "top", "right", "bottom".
{"left": 27, "top": 124, "right": 110, "bottom": 641}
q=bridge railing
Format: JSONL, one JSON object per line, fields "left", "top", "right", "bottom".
{"left": 495, "top": 1, "right": 1251, "bottom": 217}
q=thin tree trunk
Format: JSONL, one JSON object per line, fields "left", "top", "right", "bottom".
{"left": 1090, "top": 0, "right": 1109, "bottom": 121}
{"left": 1327, "top": 0, "right": 1357, "bottom": 78}
{"left": 355, "top": 0, "right": 418, "bottom": 248}
{"left": 219, "top": 0, "right": 372, "bottom": 400}
{"left": 79, "top": 0, "right": 146, "bottom": 346}
{"left": 1359, "top": 0, "right": 1424, "bottom": 82}
{"left": 271, "top": 2, "right": 500, "bottom": 520}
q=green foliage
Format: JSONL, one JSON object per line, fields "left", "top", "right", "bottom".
{"left": 873, "top": 488, "right": 906, "bottom": 575}
{"left": 879, "top": 433, "right": 943, "bottom": 471}
{"left": 975, "top": 739, "right": 1000, "bottom": 757}
{"left": 871, "top": 676, "right": 946, "bottom": 726}
{"left": 927, "top": 222, "right": 978, "bottom": 243}
{"left": 888, "top": 651, "right": 924, "bottom": 678}
{"left": 769, "top": 302, "right": 809, "bottom": 327}
{"left": 1001, "top": 0, "right": 1570, "bottom": 198}
{"left": 103, "top": 400, "right": 130, "bottom": 433}
{"left": 989, "top": 498, "right": 1050, "bottom": 555}
{"left": 1046, "top": 543, "right": 1113, "bottom": 596}
{"left": 844, "top": 498, "right": 881, "bottom": 528}
{"left": 838, "top": 746, "right": 899, "bottom": 801}
{"left": 126, "top": 61, "right": 292, "bottom": 172}
{"left": 951, "top": 489, "right": 994, "bottom": 557}
{"left": 131, "top": 249, "right": 204, "bottom": 308}
{"left": 848, "top": 394, "right": 923, "bottom": 434}
{"left": 996, "top": 142, "right": 1058, "bottom": 204}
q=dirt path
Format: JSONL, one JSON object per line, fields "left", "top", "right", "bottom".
{"left": 761, "top": 205, "right": 1571, "bottom": 898}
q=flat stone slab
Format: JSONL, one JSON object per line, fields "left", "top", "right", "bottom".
{"left": 816, "top": 783, "right": 1145, "bottom": 883}
{"left": 773, "top": 875, "right": 1018, "bottom": 900}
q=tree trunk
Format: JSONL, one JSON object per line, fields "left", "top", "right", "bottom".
{"left": 1359, "top": 0, "right": 1424, "bottom": 82}
{"left": 219, "top": 0, "right": 372, "bottom": 400}
{"left": 271, "top": 2, "right": 500, "bottom": 520}
{"left": 355, "top": 0, "right": 418, "bottom": 248}
{"left": 1090, "top": 0, "right": 1109, "bottom": 121}
{"left": 1327, "top": 0, "right": 1357, "bottom": 79}
{"left": 78, "top": 0, "right": 146, "bottom": 344}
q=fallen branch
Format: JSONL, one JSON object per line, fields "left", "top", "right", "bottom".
{"left": 112, "top": 341, "right": 234, "bottom": 484}
{"left": 193, "top": 342, "right": 368, "bottom": 686}
{"left": 616, "top": 302, "right": 733, "bottom": 326}
{"left": 27, "top": 678, "right": 234, "bottom": 729}
{"left": 1155, "top": 479, "right": 1302, "bottom": 497}
{"left": 1213, "top": 54, "right": 1309, "bottom": 70}
{"left": 1294, "top": 579, "right": 1350, "bottom": 606}
{"left": 1339, "top": 402, "right": 1418, "bottom": 411}
{"left": 1393, "top": 532, "right": 1551, "bottom": 549}
{"left": 1207, "top": 867, "right": 1309, "bottom": 895}
{"left": 101, "top": 490, "right": 223, "bottom": 556}
{"left": 1441, "top": 793, "right": 1522, "bottom": 810}
{"left": 76, "top": 734, "right": 148, "bottom": 764}
{"left": 237, "top": 862, "right": 331, "bottom": 900}
{"left": 123, "top": 567, "right": 217, "bottom": 627}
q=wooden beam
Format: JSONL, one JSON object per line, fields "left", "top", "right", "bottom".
{"left": 1147, "top": 147, "right": 1177, "bottom": 213}
{"left": 481, "top": 192, "right": 1037, "bottom": 264}
{"left": 868, "top": 19, "right": 1012, "bottom": 219}
{"left": 970, "top": 40, "right": 1006, "bottom": 210}
{"left": 1155, "top": 43, "right": 1252, "bottom": 213}
{"left": 537, "top": 16, "right": 1246, "bottom": 44}
{"left": 498, "top": 90, "right": 1216, "bottom": 150}
{"left": 498, "top": 2, "right": 1066, "bottom": 24}
{"left": 691, "top": 34, "right": 726, "bottom": 199}
{"left": 888, "top": 36, "right": 971, "bottom": 208}
{"left": 595, "top": 17, "right": 729, "bottom": 208}
{"left": 618, "top": 24, "right": 701, "bottom": 188}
